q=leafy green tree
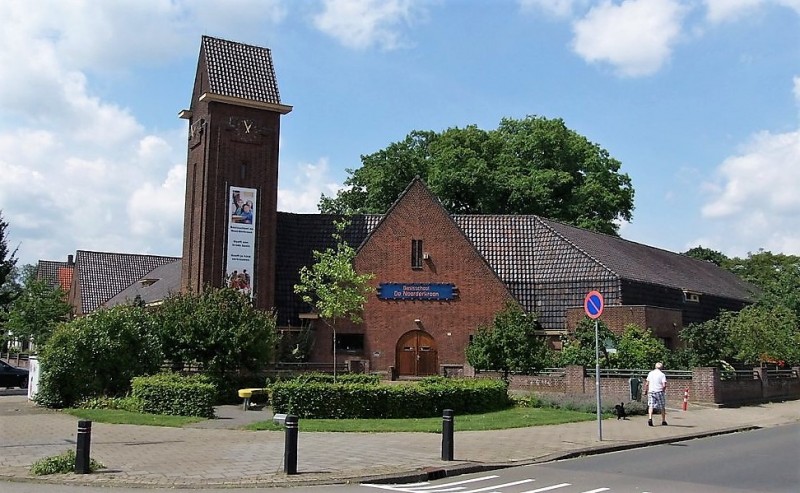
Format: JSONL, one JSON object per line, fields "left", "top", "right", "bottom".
{"left": 0, "top": 212, "right": 19, "bottom": 346}
{"left": 320, "top": 116, "right": 635, "bottom": 235}
{"left": 5, "top": 276, "right": 72, "bottom": 348}
{"left": 294, "top": 219, "right": 375, "bottom": 381}
{"left": 614, "top": 324, "right": 669, "bottom": 369}
{"left": 682, "top": 246, "right": 729, "bottom": 266}
{"left": 35, "top": 305, "right": 162, "bottom": 408}
{"left": 465, "top": 303, "right": 551, "bottom": 381}
{"left": 556, "top": 317, "right": 617, "bottom": 368}
{"left": 727, "top": 304, "right": 800, "bottom": 365}
{"left": 152, "top": 287, "right": 277, "bottom": 382}
{"left": 679, "top": 312, "right": 736, "bottom": 367}
{"left": 723, "top": 250, "right": 799, "bottom": 293}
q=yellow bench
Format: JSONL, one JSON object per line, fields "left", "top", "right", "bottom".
{"left": 238, "top": 387, "right": 266, "bottom": 411}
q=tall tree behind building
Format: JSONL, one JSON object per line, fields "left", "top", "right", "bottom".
{"left": 319, "top": 116, "right": 635, "bottom": 236}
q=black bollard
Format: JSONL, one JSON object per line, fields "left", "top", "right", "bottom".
{"left": 284, "top": 414, "right": 298, "bottom": 475}
{"left": 441, "top": 409, "right": 454, "bottom": 461}
{"left": 75, "top": 420, "right": 92, "bottom": 474}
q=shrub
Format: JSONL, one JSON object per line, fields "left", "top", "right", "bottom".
{"left": 78, "top": 395, "right": 143, "bottom": 413}
{"left": 291, "top": 372, "right": 381, "bottom": 385}
{"left": 131, "top": 373, "right": 216, "bottom": 418}
{"left": 35, "top": 305, "right": 162, "bottom": 408}
{"left": 521, "top": 392, "right": 647, "bottom": 416}
{"left": 271, "top": 378, "right": 509, "bottom": 419}
{"left": 30, "top": 450, "right": 104, "bottom": 475}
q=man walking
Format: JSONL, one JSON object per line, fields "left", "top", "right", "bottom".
{"left": 644, "top": 362, "right": 668, "bottom": 426}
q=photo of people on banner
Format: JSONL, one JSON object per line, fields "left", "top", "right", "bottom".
{"left": 227, "top": 269, "right": 251, "bottom": 295}
{"left": 230, "top": 189, "right": 255, "bottom": 224}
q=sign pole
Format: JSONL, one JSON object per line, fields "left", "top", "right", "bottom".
{"left": 584, "top": 290, "right": 605, "bottom": 442}
{"left": 595, "top": 319, "right": 602, "bottom": 441}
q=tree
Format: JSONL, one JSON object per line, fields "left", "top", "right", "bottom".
{"left": 152, "top": 287, "right": 277, "bottom": 382}
{"left": 0, "top": 212, "right": 19, "bottom": 345}
{"left": 466, "top": 302, "right": 551, "bottom": 381}
{"left": 727, "top": 304, "right": 800, "bottom": 366}
{"left": 557, "top": 317, "right": 617, "bottom": 368}
{"left": 5, "top": 277, "right": 72, "bottom": 348}
{"left": 614, "top": 324, "right": 669, "bottom": 370}
{"left": 294, "top": 219, "right": 375, "bottom": 381}
{"left": 35, "top": 305, "right": 162, "bottom": 408}
{"left": 682, "top": 246, "right": 729, "bottom": 266}
{"left": 680, "top": 312, "right": 736, "bottom": 367}
{"left": 319, "top": 116, "right": 635, "bottom": 235}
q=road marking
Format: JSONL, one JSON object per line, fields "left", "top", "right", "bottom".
{"left": 519, "top": 484, "right": 571, "bottom": 493}
{"left": 580, "top": 489, "right": 610, "bottom": 493}
{"left": 363, "top": 475, "right": 499, "bottom": 492}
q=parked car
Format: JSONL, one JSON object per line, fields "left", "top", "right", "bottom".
{"left": 0, "top": 360, "right": 29, "bottom": 388}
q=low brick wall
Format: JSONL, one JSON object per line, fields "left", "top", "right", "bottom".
{"left": 506, "top": 365, "right": 800, "bottom": 406}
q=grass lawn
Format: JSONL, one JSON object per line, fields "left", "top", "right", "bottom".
{"left": 244, "top": 406, "right": 601, "bottom": 432}
{"left": 65, "top": 408, "right": 206, "bottom": 427}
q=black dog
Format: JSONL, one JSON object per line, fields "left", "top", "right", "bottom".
{"left": 614, "top": 402, "right": 628, "bottom": 420}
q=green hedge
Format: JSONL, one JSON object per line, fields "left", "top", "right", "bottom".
{"left": 289, "top": 372, "right": 381, "bottom": 385}
{"left": 271, "top": 378, "right": 509, "bottom": 419}
{"left": 131, "top": 373, "right": 216, "bottom": 418}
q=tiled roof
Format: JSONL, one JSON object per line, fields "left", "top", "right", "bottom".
{"left": 540, "top": 218, "right": 756, "bottom": 302}
{"left": 273, "top": 211, "right": 756, "bottom": 326}
{"left": 104, "top": 260, "right": 182, "bottom": 308}
{"left": 74, "top": 250, "right": 180, "bottom": 315}
{"left": 274, "top": 213, "right": 381, "bottom": 326}
{"left": 36, "top": 260, "right": 67, "bottom": 288}
{"left": 202, "top": 36, "right": 282, "bottom": 104}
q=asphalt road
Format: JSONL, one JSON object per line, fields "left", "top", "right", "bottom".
{"left": 5, "top": 424, "right": 797, "bottom": 493}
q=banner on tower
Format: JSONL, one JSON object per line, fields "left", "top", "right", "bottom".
{"left": 226, "top": 186, "right": 257, "bottom": 298}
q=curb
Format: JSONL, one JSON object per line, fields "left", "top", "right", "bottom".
{"left": 363, "top": 425, "right": 761, "bottom": 485}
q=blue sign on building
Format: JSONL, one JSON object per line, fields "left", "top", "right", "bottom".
{"left": 377, "top": 283, "right": 457, "bottom": 301}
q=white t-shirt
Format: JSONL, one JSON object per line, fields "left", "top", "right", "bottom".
{"left": 646, "top": 368, "right": 667, "bottom": 393}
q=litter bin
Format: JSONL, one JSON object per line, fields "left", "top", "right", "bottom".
{"left": 629, "top": 376, "right": 642, "bottom": 401}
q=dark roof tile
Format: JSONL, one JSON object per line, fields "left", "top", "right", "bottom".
{"left": 202, "top": 36, "right": 281, "bottom": 104}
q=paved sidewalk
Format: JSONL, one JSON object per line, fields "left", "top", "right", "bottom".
{"left": 1, "top": 394, "right": 798, "bottom": 489}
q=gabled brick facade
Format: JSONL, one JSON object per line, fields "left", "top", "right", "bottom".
{"left": 350, "top": 180, "right": 516, "bottom": 375}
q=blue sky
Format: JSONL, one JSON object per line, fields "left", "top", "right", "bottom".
{"left": 1, "top": 0, "right": 799, "bottom": 267}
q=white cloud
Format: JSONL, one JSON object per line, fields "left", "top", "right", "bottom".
{"left": 701, "top": 129, "right": 800, "bottom": 255}
{"left": 312, "top": 0, "right": 425, "bottom": 50}
{"left": 704, "top": 0, "right": 800, "bottom": 23}
{"left": 571, "top": 0, "right": 689, "bottom": 77}
{"left": 793, "top": 75, "right": 800, "bottom": 104}
{"left": 0, "top": 1, "right": 286, "bottom": 265}
{"left": 278, "top": 158, "right": 343, "bottom": 213}
{"left": 519, "top": 0, "right": 585, "bottom": 17}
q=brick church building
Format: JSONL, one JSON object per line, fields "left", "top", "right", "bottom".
{"left": 40, "top": 36, "right": 756, "bottom": 377}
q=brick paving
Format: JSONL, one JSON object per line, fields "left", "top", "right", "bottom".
{"left": 1, "top": 393, "right": 798, "bottom": 488}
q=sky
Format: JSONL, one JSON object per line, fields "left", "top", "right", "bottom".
{"left": 1, "top": 0, "right": 799, "bottom": 268}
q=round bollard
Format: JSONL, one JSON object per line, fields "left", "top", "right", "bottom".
{"left": 75, "top": 420, "right": 92, "bottom": 474}
{"left": 284, "top": 415, "right": 298, "bottom": 475}
{"left": 441, "top": 409, "right": 454, "bottom": 461}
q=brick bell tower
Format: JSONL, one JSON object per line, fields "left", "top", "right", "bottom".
{"left": 179, "top": 36, "right": 292, "bottom": 311}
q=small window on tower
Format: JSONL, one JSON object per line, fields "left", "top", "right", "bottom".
{"left": 411, "top": 239, "right": 423, "bottom": 269}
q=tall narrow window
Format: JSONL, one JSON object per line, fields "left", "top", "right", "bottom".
{"left": 411, "top": 239, "right": 423, "bottom": 269}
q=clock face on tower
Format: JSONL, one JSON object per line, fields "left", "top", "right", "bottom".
{"left": 229, "top": 117, "right": 264, "bottom": 144}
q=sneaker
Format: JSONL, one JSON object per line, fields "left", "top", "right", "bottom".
{"left": 648, "top": 419, "right": 653, "bottom": 426}
{"left": 662, "top": 421, "right": 668, "bottom": 426}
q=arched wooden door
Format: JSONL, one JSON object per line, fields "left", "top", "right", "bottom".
{"left": 396, "top": 330, "right": 438, "bottom": 376}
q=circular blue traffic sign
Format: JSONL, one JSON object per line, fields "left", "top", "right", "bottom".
{"left": 584, "top": 290, "right": 604, "bottom": 319}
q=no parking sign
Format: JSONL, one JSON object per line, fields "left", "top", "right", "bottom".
{"left": 584, "top": 290, "right": 604, "bottom": 319}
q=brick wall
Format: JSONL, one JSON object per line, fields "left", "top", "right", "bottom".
{"left": 352, "top": 181, "right": 515, "bottom": 374}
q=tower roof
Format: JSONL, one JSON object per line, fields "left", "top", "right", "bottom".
{"left": 191, "top": 36, "right": 292, "bottom": 114}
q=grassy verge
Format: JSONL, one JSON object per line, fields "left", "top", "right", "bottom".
{"left": 65, "top": 408, "right": 206, "bottom": 427}
{"left": 244, "top": 406, "right": 601, "bottom": 432}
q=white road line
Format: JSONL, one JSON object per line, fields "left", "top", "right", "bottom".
{"left": 457, "top": 479, "right": 535, "bottom": 493}
{"left": 412, "top": 476, "right": 501, "bottom": 490}
{"left": 519, "top": 484, "right": 572, "bottom": 493}
{"left": 362, "top": 475, "right": 500, "bottom": 492}
{"left": 580, "top": 489, "right": 610, "bottom": 493}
